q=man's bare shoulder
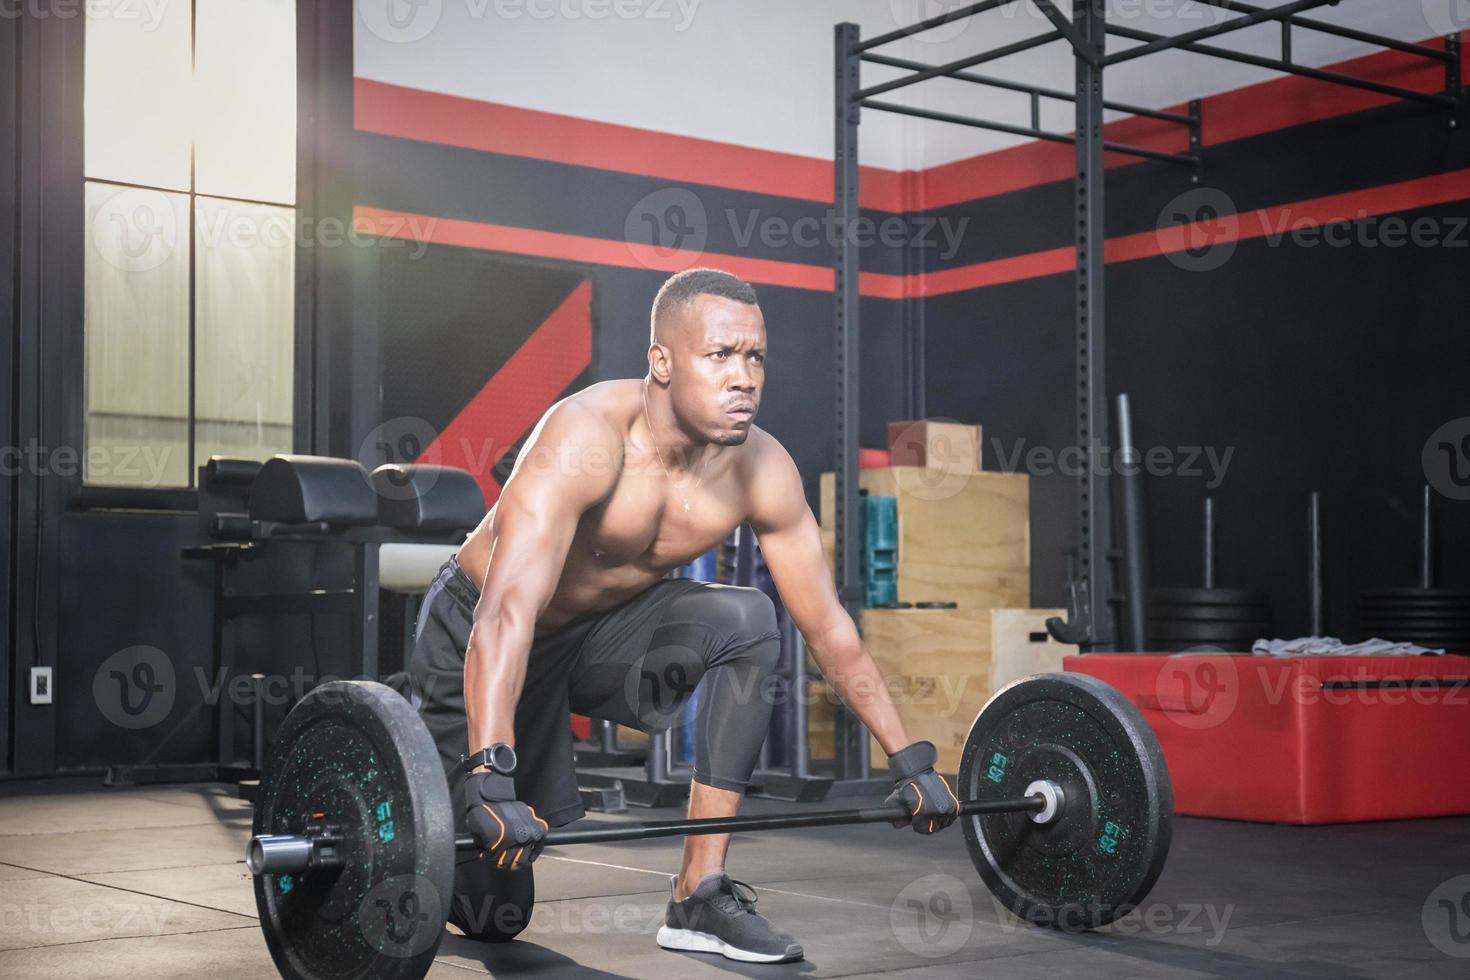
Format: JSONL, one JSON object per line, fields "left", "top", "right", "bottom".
{"left": 510, "top": 383, "right": 641, "bottom": 492}
{"left": 741, "top": 426, "right": 808, "bottom": 529}
{"left": 533, "top": 381, "right": 640, "bottom": 447}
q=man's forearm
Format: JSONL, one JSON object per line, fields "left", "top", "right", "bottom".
{"left": 463, "top": 612, "right": 534, "bottom": 755}
{"left": 805, "top": 621, "right": 911, "bottom": 756}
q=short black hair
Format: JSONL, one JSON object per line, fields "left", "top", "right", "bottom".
{"left": 650, "top": 268, "right": 759, "bottom": 340}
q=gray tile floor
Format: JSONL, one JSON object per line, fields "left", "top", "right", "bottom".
{"left": 0, "top": 779, "right": 1467, "bottom": 978}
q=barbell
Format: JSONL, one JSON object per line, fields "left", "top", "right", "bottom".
{"left": 245, "top": 672, "right": 1173, "bottom": 979}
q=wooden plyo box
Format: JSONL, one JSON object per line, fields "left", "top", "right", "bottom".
{"left": 859, "top": 605, "right": 993, "bottom": 776}
{"left": 990, "top": 608, "right": 1073, "bottom": 692}
{"left": 819, "top": 466, "right": 1030, "bottom": 612}
{"left": 887, "top": 420, "right": 981, "bottom": 472}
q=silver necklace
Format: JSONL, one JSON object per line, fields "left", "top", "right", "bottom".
{"left": 642, "top": 382, "right": 704, "bottom": 513}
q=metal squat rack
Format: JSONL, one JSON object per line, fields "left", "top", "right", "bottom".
{"left": 831, "top": 0, "right": 1462, "bottom": 780}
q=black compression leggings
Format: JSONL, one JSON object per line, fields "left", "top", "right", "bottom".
{"left": 571, "top": 582, "right": 784, "bottom": 792}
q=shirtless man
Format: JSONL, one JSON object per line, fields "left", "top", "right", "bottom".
{"left": 408, "top": 268, "right": 958, "bottom": 964}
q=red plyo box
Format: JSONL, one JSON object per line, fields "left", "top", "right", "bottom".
{"left": 1063, "top": 653, "right": 1470, "bottom": 824}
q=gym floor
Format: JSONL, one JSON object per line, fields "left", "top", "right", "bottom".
{"left": 2, "top": 779, "right": 1465, "bottom": 979}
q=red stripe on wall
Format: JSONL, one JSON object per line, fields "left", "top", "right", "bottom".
{"left": 421, "top": 281, "right": 594, "bottom": 505}
{"left": 914, "top": 167, "right": 1470, "bottom": 296}
{"left": 355, "top": 33, "right": 1465, "bottom": 214}
{"left": 354, "top": 78, "right": 911, "bottom": 212}
{"left": 353, "top": 205, "right": 908, "bottom": 298}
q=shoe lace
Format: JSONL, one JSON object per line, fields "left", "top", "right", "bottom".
{"left": 713, "top": 877, "right": 760, "bottom": 916}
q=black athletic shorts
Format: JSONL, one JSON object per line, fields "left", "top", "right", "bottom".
{"left": 408, "top": 557, "right": 714, "bottom": 827}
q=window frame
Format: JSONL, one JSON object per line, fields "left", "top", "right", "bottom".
{"left": 64, "top": 0, "right": 319, "bottom": 511}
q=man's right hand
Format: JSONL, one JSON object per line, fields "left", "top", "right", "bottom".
{"left": 464, "top": 771, "right": 548, "bottom": 870}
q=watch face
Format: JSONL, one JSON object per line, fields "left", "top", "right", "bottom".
{"left": 490, "top": 743, "right": 517, "bottom": 774}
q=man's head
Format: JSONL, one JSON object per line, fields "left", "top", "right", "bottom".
{"left": 647, "top": 268, "right": 765, "bottom": 447}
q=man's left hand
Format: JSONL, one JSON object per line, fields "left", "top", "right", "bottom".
{"left": 884, "top": 740, "right": 960, "bottom": 834}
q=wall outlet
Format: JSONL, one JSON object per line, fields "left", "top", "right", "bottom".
{"left": 30, "top": 666, "right": 53, "bottom": 705}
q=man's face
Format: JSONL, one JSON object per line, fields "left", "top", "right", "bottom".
{"left": 662, "top": 294, "right": 766, "bottom": 447}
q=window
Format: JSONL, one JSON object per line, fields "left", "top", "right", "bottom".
{"left": 84, "top": 0, "right": 296, "bottom": 490}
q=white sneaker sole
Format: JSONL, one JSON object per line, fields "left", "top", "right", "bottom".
{"left": 656, "top": 925, "right": 802, "bottom": 963}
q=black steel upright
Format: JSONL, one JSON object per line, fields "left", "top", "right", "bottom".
{"left": 831, "top": 22, "right": 875, "bottom": 787}
{"left": 1049, "top": 0, "right": 1116, "bottom": 651}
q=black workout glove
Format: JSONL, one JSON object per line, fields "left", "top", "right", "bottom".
{"left": 884, "top": 740, "right": 960, "bottom": 835}
{"left": 464, "top": 771, "right": 548, "bottom": 870}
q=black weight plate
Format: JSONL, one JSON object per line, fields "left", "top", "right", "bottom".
{"left": 1148, "top": 605, "right": 1270, "bottom": 622}
{"left": 959, "top": 672, "right": 1173, "bottom": 931}
{"left": 252, "top": 681, "right": 455, "bottom": 980}
{"left": 1149, "top": 622, "right": 1270, "bottom": 641}
{"left": 1149, "top": 588, "right": 1267, "bottom": 606}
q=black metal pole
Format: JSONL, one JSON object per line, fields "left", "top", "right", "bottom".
{"left": 1202, "top": 497, "right": 1216, "bottom": 590}
{"left": 489, "top": 796, "right": 1045, "bottom": 848}
{"left": 1105, "top": 22, "right": 1457, "bottom": 109}
{"left": 1102, "top": 0, "right": 1337, "bottom": 68}
{"left": 1308, "top": 492, "right": 1323, "bottom": 636}
{"left": 833, "top": 23, "right": 870, "bottom": 783}
{"left": 1076, "top": 0, "right": 1114, "bottom": 652}
{"left": 1116, "top": 394, "right": 1150, "bottom": 652}
{"left": 251, "top": 673, "right": 267, "bottom": 771}
{"left": 1420, "top": 485, "right": 1434, "bottom": 590}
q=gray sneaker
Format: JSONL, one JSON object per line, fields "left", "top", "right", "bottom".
{"left": 656, "top": 873, "right": 804, "bottom": 963}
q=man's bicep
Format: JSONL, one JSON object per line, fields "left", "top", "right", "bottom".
{"left": 748, "top": 445, "right": 849, "bottom": 637}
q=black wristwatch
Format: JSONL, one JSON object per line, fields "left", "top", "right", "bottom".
{"left": 462, "top": 742, "right": 517, "bottom": 775}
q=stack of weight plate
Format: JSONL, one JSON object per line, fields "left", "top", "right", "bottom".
{"left": 1358, "top": 588, "right": 1470, "bottom": 653}
{"left": 1149, "top": 587, "right": 1272, "bottom": 652}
